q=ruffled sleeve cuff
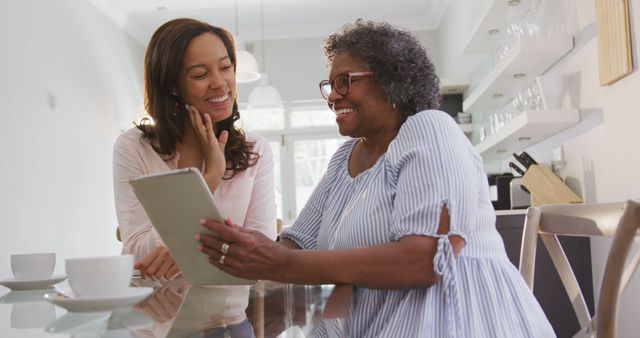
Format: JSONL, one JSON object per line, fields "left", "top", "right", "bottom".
{"left": 279, "top": 229, "right": 317, "bottom": 250}
{"left": 433, "top": 235, "right": 462, "bottom": 338}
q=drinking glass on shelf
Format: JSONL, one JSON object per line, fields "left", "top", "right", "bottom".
{"left": 496, "top": 0, "right": 526, "bottom": 62}
{"left": 507, "top": 1, "right": 526, "bottom": 38}
{"left": 497, "top": 102, "right": 515, "bottom": 126}
{"left": 488, "top": 113, "right": 496, "bottom": 136}
{"left": 524, "top": 83, "right": 536, "bottom": 111}
{"left": 474, "top": 124, "right": 487, "bottom": 144}
{"left": 521, "top": 0, "right": 540, "bottom": 38}
{"left": 536, "top": 73, "right": 566, "bottom": 110}
{"left": 495, "top": 0, "right": 570, "bottom": 64}
{"left": 530, "top": 81, "right": 545, "bottom": 110}
{"left": 538, "top": 0, "right": 568, "bottom": 38}
{"left": 511, "top": 73, "right": 528, "bottom": 114}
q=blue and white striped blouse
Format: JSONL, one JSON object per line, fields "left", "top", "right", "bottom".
{"left": 281, "top": 110, "right": 555, "bottom": 337}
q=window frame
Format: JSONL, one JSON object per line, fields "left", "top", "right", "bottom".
{"left": 239, "top": 100, "right": 345, "bottom": 221}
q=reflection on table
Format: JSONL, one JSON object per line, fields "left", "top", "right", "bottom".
{"left": 0, "top": 278, "right": 350, "bottom": 337}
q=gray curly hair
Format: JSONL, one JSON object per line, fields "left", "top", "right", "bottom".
{"left": 324, "top": 19, "right": 441, "bottom": 119}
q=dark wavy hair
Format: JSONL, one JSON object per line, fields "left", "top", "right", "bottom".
{"left": 137, "top": 18, "right": 257, "bottom": 179}
{"left": 324, "top": 19, "right": 440, "bottom": 119}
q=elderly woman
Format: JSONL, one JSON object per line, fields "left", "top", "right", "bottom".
{"left": 197, "top": 20, "right": 554, "bottom": 337}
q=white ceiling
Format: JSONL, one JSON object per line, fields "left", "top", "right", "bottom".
{"left": 90, "top": 0, "right": 451, "bottom": 45}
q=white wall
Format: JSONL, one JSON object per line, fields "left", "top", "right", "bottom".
{"left": 0, "top": 0, "right": 143, "bottom": 276}
{"left": 436, "top": 0, "right": 487, "bottom": 85}
{"left": 237, "top": 37, "right": 328, "bottom": 103}
{"left": 500, "top": 1, "right": 640, "bottom": 337}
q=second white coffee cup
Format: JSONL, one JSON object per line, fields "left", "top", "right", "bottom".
{"left": 11, "top": 253, "right": 56, "bottom": 280}
{"left": 65, "top": 255, "right": 134, "bottom": 298}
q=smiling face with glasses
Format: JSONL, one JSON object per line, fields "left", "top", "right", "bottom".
{"left": 319, "top": 71, "right": 374, "bottom": 100}
{"left": 317, "top": 52, "right": 402, "bottom": 140}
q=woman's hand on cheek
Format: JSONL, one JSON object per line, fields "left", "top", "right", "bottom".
{"left": 196, "top": 218, "right": 290, "bottom": 281}
{"left": 186, "top": 104, "right": 228, "bottom": 189}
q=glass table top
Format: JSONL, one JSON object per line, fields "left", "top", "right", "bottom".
{"left": 0, "top": 278, "right": 348, "bottom": 337}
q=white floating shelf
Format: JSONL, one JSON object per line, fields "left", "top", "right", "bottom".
{"left": 475, "top": 109, "right": 580, "bottom": 161}
{"left": 463, "top": 35, "right": 574, "bottom": 113}
{"left": 461, "top": 0, "right": 509, "bottom": 55}
{"left": 458, "top": 123, "right": 473, "bottom": 134}
{"left": 440, "top": 77, "right": 469, "bottom": 94}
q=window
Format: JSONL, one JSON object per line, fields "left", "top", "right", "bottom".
{"left": 238, "top": 100, "right": 346, "bottom": 222}
{"left": 290, "top": 107, "right": 335, "bottom": 127}
{"left": 293, "top": 138, "right": 344, "bottom": 213}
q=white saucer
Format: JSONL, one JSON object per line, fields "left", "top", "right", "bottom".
{"left": 0, "top": 275, "right": 67, "bottom": 291}
{"left": 44, "top": 287, "right": 153, "bottom": 312}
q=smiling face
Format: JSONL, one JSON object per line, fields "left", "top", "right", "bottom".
{"left": 175, "top": 32, "right": 236, "bottom": 123}
{"left": 327, "top": 52, "right": 401, "bottom": 139}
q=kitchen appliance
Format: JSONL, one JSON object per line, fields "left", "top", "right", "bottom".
{"left": 491, "top": 174, "right": 515, "bottom": 210}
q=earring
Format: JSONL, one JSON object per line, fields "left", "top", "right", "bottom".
{"left": 392, "top": 103, "right": 397, "bottom": 109}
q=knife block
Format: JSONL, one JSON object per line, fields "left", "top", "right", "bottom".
{"left": 521, "top": 165, "right": 582, "bottom": 206}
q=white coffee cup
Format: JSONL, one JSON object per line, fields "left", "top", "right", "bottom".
{"left": 65, "top": 255, "right": 134, "bottom": 298}
{"left": 11, "top": 253, "right": 56, "bottom": 280}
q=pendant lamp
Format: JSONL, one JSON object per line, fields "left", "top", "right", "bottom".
{"left": 235, "top": 45, "right": 260, "bottom": 83}
{"left": 234, "top": 0, "right": 260, "bottom": 83}
{"left": 247, "top": 0, "right": 283, "bottom": 109}
{"left": 248, "top": 73, "right": 283, "bottom": 109}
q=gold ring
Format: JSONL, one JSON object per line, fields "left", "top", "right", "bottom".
{"left": 221, "top": 242, "right": 230, "bottom": 255}
{"left": 219, "top": 254, "right": 226, "bottom": 265}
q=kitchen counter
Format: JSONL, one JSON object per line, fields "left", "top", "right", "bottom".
{"left": 495, "top": 209, "right": 528, "bottom": 216}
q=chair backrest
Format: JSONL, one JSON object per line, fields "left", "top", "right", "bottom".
{"left": 519, "top": 199, "right": 640, "bottom": 338}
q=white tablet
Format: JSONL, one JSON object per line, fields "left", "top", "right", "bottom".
{"left": 129, "top": 168, "right": 254, "bottom": 285}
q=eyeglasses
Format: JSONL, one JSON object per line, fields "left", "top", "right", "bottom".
{"left": 319, "top": 71, "right": 374, "bottom": 100}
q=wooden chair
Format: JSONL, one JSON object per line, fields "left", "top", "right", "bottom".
{"left": 519, "top": 199, "right": 640, "bottom": 337}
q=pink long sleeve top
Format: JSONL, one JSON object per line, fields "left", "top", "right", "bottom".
{"left": 113, "top": 127, "right": 277, "bottom": 261}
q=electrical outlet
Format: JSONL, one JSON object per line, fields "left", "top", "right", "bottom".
{"left": 552, "top": 146, "right": 564, "bottom": 169}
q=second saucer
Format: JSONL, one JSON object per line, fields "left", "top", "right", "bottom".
{"left": 44, "top": 286, "right": 153, "bottom": 313}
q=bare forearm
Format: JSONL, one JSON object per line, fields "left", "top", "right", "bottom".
{"left": 282, "top": 236, "right": 440, "bottom": 289}
{"left": 198, "top": 220, "right": 461, "bottom": 289}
